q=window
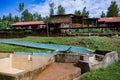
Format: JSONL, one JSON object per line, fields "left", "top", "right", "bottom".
{"left": 80, "top": 56, "right": 84, "bottom": 60}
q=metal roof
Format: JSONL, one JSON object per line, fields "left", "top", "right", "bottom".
{"left": 98, "top": 17, "right": 120, "bottom": 23}
{"left": 11, "top": 21, "right": 45, "bottom": 27}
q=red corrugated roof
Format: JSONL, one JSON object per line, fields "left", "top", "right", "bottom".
{"left": 98, "top": 17, "right": 120, "bottom": 23}
{"left": 11, "top": 21, "right": 44, "bottom": 26}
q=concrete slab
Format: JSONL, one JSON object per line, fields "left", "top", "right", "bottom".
{"left": 0, "top": 58, "right": 24, "bottom": 75}
{"left": 33, "top": 63, "right": 81, "bottom": 80}
{"left": 0, "top": 68, "right": 24, "bottom": 74}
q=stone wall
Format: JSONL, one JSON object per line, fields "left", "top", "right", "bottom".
{"left": 76, "top": 51, "right": 118, "bottom": 73}
{"left": 103, "top": 51, "right": 118, "bottom": 67}
{"left": 55, "top": 53, "right": 87, "bottom": 63}
{"left": 55, "top": 53, "right": 94, "bottom": 63}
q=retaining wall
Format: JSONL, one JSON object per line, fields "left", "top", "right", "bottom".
{"left": 77, "top": 51, "right": 118, "bottom": 73}
{"left": 0, "top": 53, "right": 10, "bottom": 59}
{"left": 0, "top": 54, "right": 55, "bottom": 80}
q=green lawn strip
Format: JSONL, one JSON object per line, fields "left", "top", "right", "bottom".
{"left": 0, "top": 43, "right": 50, "bottom": 52}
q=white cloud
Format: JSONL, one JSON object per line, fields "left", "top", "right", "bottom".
{"left": 28, "top": 0, "right": 120, "bottom": 18}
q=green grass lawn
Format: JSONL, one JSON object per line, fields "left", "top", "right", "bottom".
{"left": 0, "top": 36, "right": 120, "bottom": 80}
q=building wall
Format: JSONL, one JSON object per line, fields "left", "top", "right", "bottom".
{"left": 51, "top": 16, "right": 72, "bottom": 24}
{"left": 11, "top": 54, "right": 54, "bottom": 71}
{"left": 55, "top": 53, "right": 91, "bottom": 63}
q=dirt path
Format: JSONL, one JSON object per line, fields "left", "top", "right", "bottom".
{"left": 33, "top": 63, "right": 81, "bottom": 80}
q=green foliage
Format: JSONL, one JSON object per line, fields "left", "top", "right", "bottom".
{"left": 57, "top": 5, "right": 65, "bottom": 15}
{"left": 21, "top": 9, "right": 33, "bottom": 21}
{"left": 17, "top": 3, "right": 24, "bottom": 12}
{"left": 49, "top": 2, "right": 54, "bottom": 16}
{"left": 0, "top": 21, "right": 11, "bottom": 29}
{"left": 33, "top": 12, "right": 42, "bottom": 21}
{"left": 81, "top": 7, "right": 89, "bottom": 17}
{"left": 107, "top": 1, "right": 119, "bottom": 17}
{"left": 101, "top": 11, "right": 106, "bottom": 17}
{"left": 74, "top": 10, "right": 81, "bottom": 16}
{"left": 13, "top": 16, "right": 20, "bottom": 22}
{"left": 43, "top": 16, "right": 50, "bottom": 23}
{"left": 0, "top": 43, "right": 48, "bottom": 52}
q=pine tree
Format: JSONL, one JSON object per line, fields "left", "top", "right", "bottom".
{"left": 57, "top": 5, "right": 65, "bottom": 15}
{"left": 81, "top": 7, "right": 89, "bottom": 17}
{"left": 74, "top": 10, "right": 81, "bottom": 16}
{"left": 107, "top": 1, "right": 119, "bottom": 17}
{"left": 49, "top": 2, "right": 54, "bottom": 16}
{"left": 17, "top": 3, "right": 24, "bottom": 21}
{"left": 21, "top": 9, "right": 33, "bottom": 21}
{"left": 101, "top": 11, "right": 106, "bottom": 17}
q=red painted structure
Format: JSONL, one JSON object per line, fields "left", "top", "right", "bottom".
{"left": 98, "top": 17, "right": 120, "bottom": 23}
{"left": 11, "top": 21, "right": 45, "bottom": 29}
{"left": 98, "top": 17, "right": 120, "bottom": 31}
{"left": 12, "top": 21, "right": 44, "bottom": 26}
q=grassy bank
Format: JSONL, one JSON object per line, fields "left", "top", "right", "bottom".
{"left": 0, "top": 36, "right": 120, "bottom": 80}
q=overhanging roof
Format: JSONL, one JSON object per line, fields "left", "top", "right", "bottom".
{"left": 98, "top": 17, "right": 120, "bottom": 23}
{"left": 11, "top": 21, "right": 45, "bottom": 27}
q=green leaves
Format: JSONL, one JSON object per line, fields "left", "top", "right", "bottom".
{"left": 107, "top": 1, "right": 119, "bottom": 17}
{"left": 57, "top": 5, "right": 65, "bottom": 15}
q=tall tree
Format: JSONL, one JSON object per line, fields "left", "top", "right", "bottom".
{"left": 101, "top": 11, "right": 106, "bottom": 17}
{"left": 38, "top": 14, "right": 42, "bottom": 20}
{"left": 17, "top": 3, "right": 24, "bottom": 12}
{"left": 74, "top": 10, "right": 81, "bottom": 16}
{"left": 49, "top": 2, "right": 54, "bottom": 16}
{"left": 81, "top": 7, "right": 89, "bottom": 17}
{"left": 33, "top": 12, "right": 42, "bottom": 21}
{"left": 8, "top": 13, "right": 13, "bottom": 22}
{"left": 107, "top": 1, "right": 119, "bottom": 17}
{"left": 2, "top": 15, "right": 7, "bottom": 21}
{"left": 17, "top": 3, "right": 24, "bottom": 21}
{"left": 57, "top": 5, "right": 65, "bottom": 15}
{"left": 33, "top": 12, "right": 39, "bottom": 21}
{"left": 0, "top": 18, "right": 1, "bottom": 22}
{"left": 13, "top": 16, "right": 20, "bottom": 22}
{"left": 21, "top": 9, "right": 33, "bottom": 21}
{"left": 43, "top": 16, "right": 50, "bottom": 23}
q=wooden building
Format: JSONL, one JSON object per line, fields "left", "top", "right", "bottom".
{"left": 83, "top": 18, "right": 98, "bottom": 28}
{"left": 98, "top": 17, "right": 120, "bottom": 31}
{"left": 11, "top": 21, "right": 45, "bottom": 29}
{"left": 50, "top": 14, "right": 98, "bottom": 34}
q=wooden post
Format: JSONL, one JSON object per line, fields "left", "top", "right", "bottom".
{"left": 47, "top": 22, "right": 49, "bottom": 37}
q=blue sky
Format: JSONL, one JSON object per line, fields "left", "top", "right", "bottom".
{"left": 0, "top": 0, "right": 120, "bottom": 18}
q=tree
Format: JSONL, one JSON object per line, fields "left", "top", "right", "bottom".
{"left": 43, "top": 16, "right": 50, "bottom": 23}
{"left": 13, "top": 16, "right": 20, "bottom": 22}
{"left": 38, "top": 14, "right": 42, "bottom": 20}
{"left": 2, "top": 15, "right": 7, "bottom": 21}
{"left": 74, "top": 10, "right": 81, "bottom": 16}
{"left": 17, "top": 3, "right": 24, "bottom": 21}
{"left": 7, "top": 13, "right": 13, "bottom": 22}
{"left": 33, "top": 12, "right": 39, "bottom": 21}
{"left": 107, "top": 1, "right": 119, "bottom": 17}
{"left": 49, "top": 2, "right": 54, "bottom": 16}
{"left": 0, "top": 18, "right": 1, "bottom": 22}
{"left": 81, "top": 7, "right": 89, "bottom": 17}
{"left": 17, "top": 3, "right": 24, "bottom": 12}
{"left": 33, "top": 12, "right": 42, "bottom": 21}
{"left": 57, "top": 5, "right": 65, "bottom": 15}
{"left": 21, "top": 9, "right": 33, "bottom": 21}
{"left": 101, "top": 11, "right": 106, "bottom": 17}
